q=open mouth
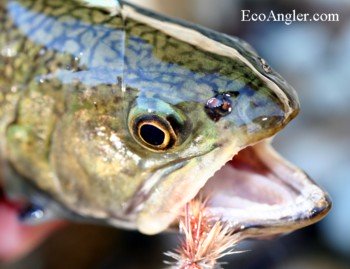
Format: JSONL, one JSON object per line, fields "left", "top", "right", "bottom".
{"left": 198, "top": 140, "right": 331, "bottom": 239}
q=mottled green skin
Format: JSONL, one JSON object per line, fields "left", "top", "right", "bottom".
{"left": 0, "top": 0, "right": 299, "bottom": 230}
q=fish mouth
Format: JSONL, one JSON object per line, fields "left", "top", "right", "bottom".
{"left": 0, "top": 139, "right": 331, "bottom": 241}
{"left": 137, "top": 139, "right": 331, "bottom": 237}
{"left": 196, "top": 140, "right": 331, "bottom": 239}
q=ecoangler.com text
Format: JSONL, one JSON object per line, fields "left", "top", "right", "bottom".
{"left": 241, "top": 10, "right": 339, "bottom": 25}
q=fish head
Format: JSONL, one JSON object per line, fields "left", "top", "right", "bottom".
{"left": 3, "top": 1, "right": 330, "bottom": 238}
{"left": 108, "top": 6, "right": 330, "bottom": 236}
{"left": 53, "top": 5, "right": 330, "bottom": 237}
{"left": 0, "top": 0, "right": 331, "bottom": 261}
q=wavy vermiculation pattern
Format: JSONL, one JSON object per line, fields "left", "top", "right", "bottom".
{"left": 0, "top": 0, "right": 299, "bottom": 231}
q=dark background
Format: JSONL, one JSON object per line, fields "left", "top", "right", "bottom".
{"left": 1, "top": 0, "right": 350, "bottom": 268}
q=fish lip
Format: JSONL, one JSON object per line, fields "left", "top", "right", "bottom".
{"left": 306, "top": 191, "right": 332, "bottom": 221}
{"left": 199, "top": 140, "right": 332, "bottom": 239}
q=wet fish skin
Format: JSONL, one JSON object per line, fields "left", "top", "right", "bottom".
{"left": 0, "top": 0, "right": 298, "bottom": 233}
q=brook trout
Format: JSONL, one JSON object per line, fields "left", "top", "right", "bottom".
{"left": 0, "top": 0, "right": 330, "bottom": 241}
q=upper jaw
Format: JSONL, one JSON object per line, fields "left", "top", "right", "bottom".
{"left": 200, "top": 140, "right": 331, "bottom": 239}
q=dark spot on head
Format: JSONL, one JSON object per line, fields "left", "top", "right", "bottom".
{"left": 205, "top": 93, "right": 233, "bottom": 122}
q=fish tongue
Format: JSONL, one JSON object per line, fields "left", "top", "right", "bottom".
{"left": 0, "top": 190, "right": 65, "bottom": 262}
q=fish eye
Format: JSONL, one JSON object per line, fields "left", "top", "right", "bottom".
{"left": 133, "top": 115, "right": 177, "bottom": 151}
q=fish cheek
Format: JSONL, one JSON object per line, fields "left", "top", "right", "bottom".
{"left": 50, "top": 110, "right": 145, "bottom": 218}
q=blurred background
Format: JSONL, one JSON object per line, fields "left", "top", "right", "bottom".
{"left": 1, "top": 0, "right": 350, "bottom": 268}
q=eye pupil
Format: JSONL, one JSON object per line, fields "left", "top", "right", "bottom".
{"left": 140, "top": 124, "right": 165, "bottom": 146}
{"left": 132, "top": 115, "right": 178, "bottom": 151}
